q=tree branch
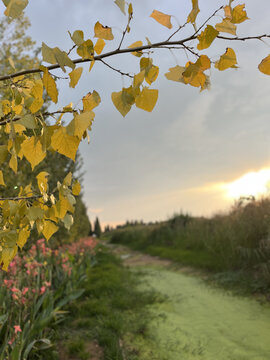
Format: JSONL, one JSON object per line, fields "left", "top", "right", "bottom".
{"left": 0, "top": 195, "right": 42, "bottom": 201}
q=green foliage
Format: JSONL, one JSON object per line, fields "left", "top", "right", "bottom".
{"left": 94, "top": 216, "right": 102, "bottom": 238}
{"left": 111, "top": 198, "right": 270, "bottom": 289}
{"left": 60, "top": 248, "right": 161, "bottom": 360}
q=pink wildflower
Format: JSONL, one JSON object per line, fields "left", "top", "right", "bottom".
{"left": 14, "top": 325, "right": 22, "bottom": 334}
{"left": 40, "top": 286, "right": 46, "bottom": 295}
{"left": 22, "top": 287, "right": 28, "bottom": 295}
{"left": 11, "top": 287, "right": 20, "bottom": 293}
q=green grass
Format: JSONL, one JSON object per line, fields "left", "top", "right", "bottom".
{"left": 58, "top": 247, "right": 162, "bottom": 359}
{"left": 110, "top": 198, "right": 270, "bottom": 293}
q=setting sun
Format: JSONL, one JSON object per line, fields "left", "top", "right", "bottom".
{"left": 223, "top": 168, "right": 270, "bottom": 199}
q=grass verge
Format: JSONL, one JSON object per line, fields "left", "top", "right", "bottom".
{"left": 57, "top": 247, "right": 162, "bottom": 359}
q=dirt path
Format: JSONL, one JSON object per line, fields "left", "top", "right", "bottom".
{"left": 107, "top": 243, "right": 270, "bottom": 360}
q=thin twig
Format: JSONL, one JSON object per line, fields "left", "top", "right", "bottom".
{"left": 118, "top": 7, "right": 133, "bottom": 50}
{"left": 167, "top": 22, "right": 188, "bottom": 42}
{"left": 99, "top": 59, "right": 134, "bottom": 78}
{"left": 194, "top": 5, "right": 224, "bottom": 36}
{"left": 217, "top": 34, "right": 270, "bottom": 41}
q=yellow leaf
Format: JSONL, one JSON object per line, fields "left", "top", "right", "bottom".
{"left": 215, "top": 47, "right": 237, "bottom": 71}
{"left": 258, "top": 54, "right": 270, "bottom": 75}
{"left": 82, "top": 91, "right": 101, "bottom": 111}
{"left": 111, "top": 87, "right": 135, "bottom": 117}
{"left": 197, "top": 55, "right": 211, "bottom": 71}
{"left": 94, "top": 38, "right": 106, "bottom": 55}
{"left": 231, "top": 4, "right": 248, "bottom": 24}
{"left": 51, "top": 127, "right": 80, "bottom": 161}
{"left": 165, "top": 66, "right": 186, "bottom": 83}
{"left": 55, "top": 198, "right": 74, "bottom": 219}
{"left": 150, "top": 10, "right": 172, "bottom": 29}
{"left": 21, "top": 137, "right": 46, "bottom": 169}
{"left": 89, "top": 60, "right": 95, "bottom": 72}
{"left": 4, "top": 0, "right": 28, "bottom": 18}
{"left": 133, "top": 71, "right": 145, "bottom": 88}
{"left": 67, "top": 111, "right": 95, "bottom": 139}
{"left": 197, "top": 25, "right": 219, "bottom": 50}
{"left": 41, "top": 43, "right": 75, "bottom": 71}
{"left": 215, "top": 18, "right": 236, "bottom": 35}
{"left": 42, "top": 220, "right": 59, "bottom": 241}
{"left": 114, "top": 0, "right": 125, "bottom": 15}
{"left": 0, "top": 145, "right": 8, "bottom": 164}
{"left": 128, "top": 41, "right": 143, "bottom": 57}
{"left": 224, "top": 5, "right": 232, "bottom": 19}
{"left": 135, "top": 88, "right": 158, "bottom": 112}
{"left": 29, "top": 97, "right": 44, "bottom": 113}
{"left": 0, "top": 170, "right": 5, "bottom": 186}
{"left": 9, "top": 152, "right": 17, "bottom": 173}
{"left": 145, "top": 65, "right": 159, "bottom": 85}
{"left": 17, "top": 227, "right": 30, "bottom": 249}
{"left": 77, "top": 39, "right": 94, "bottom": 60}
{"left": 187, "top": 0, "right": 200, "bottom": 24}
{"left": 69, "top": 67, "right": 83, "bottom": 88}
{"left": 63, "top": 172, "right": 72, "bottom": 186}
{"left": 41, "top": 66, "right": 58, "bottom": 103}
{"left": 94, "top": 21, "right": 114, "bottom": 40}
{"left": 1, "top": 247, "right": 17, "bottom": 271}
{"left": 183, "top": 63, "right": 206, "bottom": 88}
{"left": 70, "top": 30, "right": 84, "bottom": 46}
{"left": 72, "top": 180, "right": 81, "bottom": 196}
{"left": 2, "top": 100, "right": 11, "bottom": 115}
{"left": 36, "top": 171, "right": 49, "bottom": 193}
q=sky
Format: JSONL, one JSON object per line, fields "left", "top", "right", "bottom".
{"left": 2, "top": 0, "right": 270, "bottom": 226}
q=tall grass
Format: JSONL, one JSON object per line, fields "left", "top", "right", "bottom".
{"left": 111, "top": 197, "right": 270, "bottom": 285}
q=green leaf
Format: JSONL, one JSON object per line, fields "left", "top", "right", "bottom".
{"left": 27, "top": 206, "right": 44, "bottom": 222}
{"left": 197, "top": 25, "right": 219, "bottom": 50}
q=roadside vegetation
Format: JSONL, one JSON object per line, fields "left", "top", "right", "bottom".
{"left": 110, "top": 197, "right": 270, "bottom": 295}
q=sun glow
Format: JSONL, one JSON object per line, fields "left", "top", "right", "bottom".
{"left": 224, "top": 168, "right": 270, "bottom": 199}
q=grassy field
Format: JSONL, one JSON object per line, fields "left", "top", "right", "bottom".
{"left": 57, "top": 248, "right": 163, "bottom": 360}
{"left": 110, "top": 197, "right": 270, "bottom": 294}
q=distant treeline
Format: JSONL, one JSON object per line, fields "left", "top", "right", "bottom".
{"left": 110, "top": 198, "right": 270, "bottom": 289}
